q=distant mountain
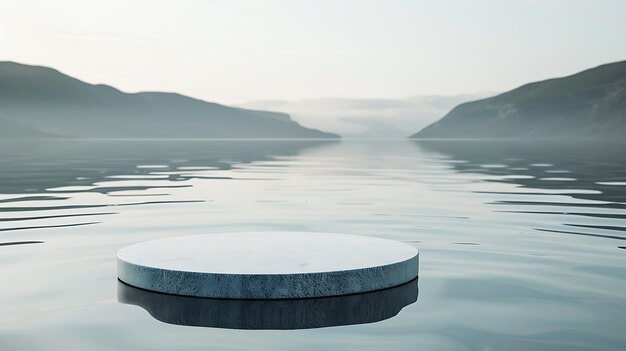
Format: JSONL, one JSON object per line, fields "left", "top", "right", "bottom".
{"left": 239, "top": 94, "right": 492, "bottom": 139}
{"left": 410, "top": 61, "right": 626, "bottom": 139}
{"left": 0, "top": 62, "right": 338, "bottom": 139}
{"left": 0, "top": 117, "right": 59, "bottom": 138}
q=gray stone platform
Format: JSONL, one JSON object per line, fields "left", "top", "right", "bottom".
{"left": 117, "top": 232, "right": 419, "bottom": 299}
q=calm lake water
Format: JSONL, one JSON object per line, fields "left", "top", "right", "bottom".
{"left": 1, "top": 139, "right": 625, "bottom": 350}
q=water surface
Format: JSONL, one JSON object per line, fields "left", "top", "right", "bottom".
{"left": 1, "top": 139, "right": 625, "bottom": 350}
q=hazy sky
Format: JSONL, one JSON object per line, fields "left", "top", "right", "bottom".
{"left": 1, "top": 0, "right": 625, "bottom": 104}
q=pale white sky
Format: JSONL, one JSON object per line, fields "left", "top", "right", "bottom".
{"left": 1, "top": 0, "right": 625, "bottom": 104}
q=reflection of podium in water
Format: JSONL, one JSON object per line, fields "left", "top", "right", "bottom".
{"left": 118, "top": 277, "right": 418, "bottom": 330}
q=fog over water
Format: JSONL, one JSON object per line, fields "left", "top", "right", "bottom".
{"left": 238, "top": 94, "right": 492, "bottom": 138}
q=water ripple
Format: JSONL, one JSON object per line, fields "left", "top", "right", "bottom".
{"left": 0, "top": 241, "right": 44, "bottom": 247}
{"left": 535, "top": 228, "right": 626, "bottom": 241}
{"left": 0, "top": 222, "right": 100, "bottom": 233}
{"left": 0, "top": 212, "right": 116, "bottom": 222}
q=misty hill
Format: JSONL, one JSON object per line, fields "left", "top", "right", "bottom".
{"left": 0, "top": 117, "right": 59, "bottom": 138}
{"left": 0, "top": 62, "right": 338, "bottom": 139}
{"left": 239, "top": 93, "right": 491, "bottom": 139}
{"left": 411, "top": 61, "right": 626, "bottom": 139}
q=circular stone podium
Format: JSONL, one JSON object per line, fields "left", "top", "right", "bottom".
{"left": 117, "top": 232, "right": 419, "bottom": 299}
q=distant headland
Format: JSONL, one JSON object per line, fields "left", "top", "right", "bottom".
{"left": 0, "top": 62, "right": 339, "bottom": 139}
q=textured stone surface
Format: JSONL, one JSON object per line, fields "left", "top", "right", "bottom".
{"left": 117, "top": 232, "right": 419, "bottom": 299}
